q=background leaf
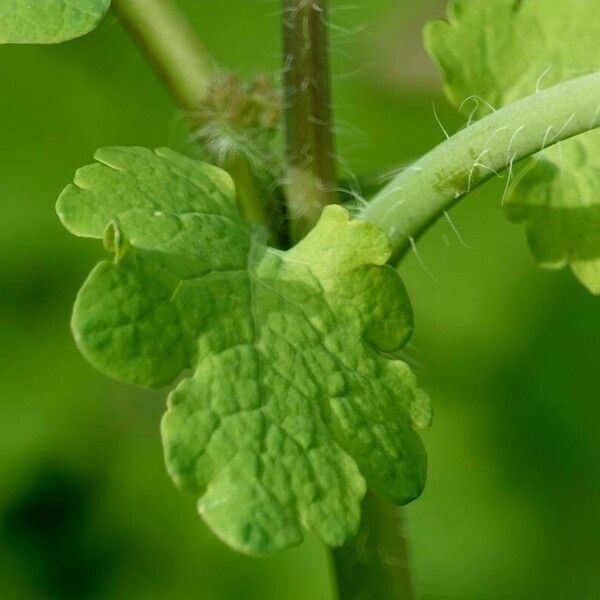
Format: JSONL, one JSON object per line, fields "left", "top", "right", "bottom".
{"left": 0, "top": 0, "right": 111, "bottom": 44}
{"left": 425, "top": 0, "right": 600, "bottom": 293}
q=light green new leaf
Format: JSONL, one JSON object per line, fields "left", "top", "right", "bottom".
{"left": 425, "top": 0, "right": 600, "bottom": 293}
{"left": 0, "top": 0, "right": 110, "bottom": 44}
{"left": 57, "top": 147, "right": 430, "bottom": 555}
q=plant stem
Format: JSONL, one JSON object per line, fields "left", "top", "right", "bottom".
{"left": 332, "top": 492, "right": 415, "bottom": 600}
{"left": 113, "top": 0, "right": 275, "bottom": 234}
{"left": 361, "top": 71, "right": 600, "bottom": 261}
{"left": 281, "top": 3, "right": 417, "bottom": 596}
{"left": 112, "top": 0, "right": 215, "bottom": 111}
{"left": 282, "top": 0, "right": 338, "bottom": 241}
{"left": 223, "top": 154, "right": 273, "bottom": 230}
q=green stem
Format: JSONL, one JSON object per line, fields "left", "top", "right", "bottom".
{"left": 113, "top": 0, "right": 274, "bottom": 234}
{"left": 281, "top": 2, "right": 416, "bottom": 596}
{"left": 332, "top": 492, "right": 414, "bottom": 600}
{"left": 282, "top": 0, "right": 338, "bottom": 241}
{"left": 223, "top": 154, "right": 273, "bottom": 232}
{"left": 361, "top": 71, "right": 600, "bottom": 261}
{"left": 112, "top": 0, "right": 215, "bottom": 111}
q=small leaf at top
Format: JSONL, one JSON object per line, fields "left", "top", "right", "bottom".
{"left": 57, "top": 147, "right": 430, "bottom": 555}
{"left": 0, "top": 0, "right": 111, "bottom": 44}
{"left": 425, "top": 0, "right": 600, "bottom": 293}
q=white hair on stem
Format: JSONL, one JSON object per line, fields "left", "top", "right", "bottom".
{"left": 443, "top": 210, "right": 471, "bottom": 249}
{"left": 432, "top": 102, "right": 450, "bottom": 140}
{"left": 459, "top": 95, "right": 497, "bottom": 121}
{"left": 409, "top": 236, "right": 438, "bottom": 283}
{"left": 375, "top": 187, "right": 406, "bottom": 228}
{"left": 541, "top": 125, "right": 555, "bottom": 150}
{"left": 547, "top": 112, "right": 576, "bottom": 146}
{"left": 501, "top": 153, "right": 517, "bottom": 205}
{"left": 378, "top": 165, "right": 423, "bottom": 185}
{"left": 535, "top": 64, "right": 553, "bottom": 93}
{"left": 505, "top": 124, "right": 525, "bottom": 162}
{"left": 484, "top": 125, "right": 510, "bottom": 152}
{"left": 467, "top": 149, "right": 502, "bottom": 192}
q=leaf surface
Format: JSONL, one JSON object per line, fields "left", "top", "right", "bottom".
{"left": 425, "top": 0, "right": 600, "bottom": 292}
{"left": 57, "top": 147, "right": 430, "bottom": 555}
{"left": 0, "top": 0, "right": 110, "bottom": 44}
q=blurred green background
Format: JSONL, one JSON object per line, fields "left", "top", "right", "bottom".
{"left": 1, "top": 1, "right": 599, "bottom": 598}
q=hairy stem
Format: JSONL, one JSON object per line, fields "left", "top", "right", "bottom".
{"left": 113, "top": 0, "right": 275, "bottom": 234}
{"left": 332, "top": 492, "right": 414, "bottom": 600}
{"left": 112, "top": 0, "right": 215, "bottom": 111}
{"left": 282, "top": 0, "right": 337, "bottom": 240}
{"left": 361, "top": 71, "right": 600, "bottom": 261}
{"left": 282, "top": 2, "right": 417, "bottom": 596}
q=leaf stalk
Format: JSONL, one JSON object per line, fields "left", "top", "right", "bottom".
{"left": 112, "top": 0, "right": 215, "bottom": 111}
{"left": 361, "top": 71, "right": 600, "bottom": 261}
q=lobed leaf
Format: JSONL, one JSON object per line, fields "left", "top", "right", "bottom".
{"left": 57, "top": 147, "right": 430, "bottom": 555}
{"left": 0, "top": 0, "right": 111, "bottom": 44}
{"left": 425, "top": 0, "right": 600, "bottom": 293}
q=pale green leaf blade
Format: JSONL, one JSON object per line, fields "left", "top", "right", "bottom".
{"left": 58, "top": 147, "right": 430, "bottom": 555}
{"left": 505, "top": 140, "right": 600, "bottom": 293}
{"left": 425, "top": 0, "right": 600, "bottom": 292}
{"left": 0, "top": 0, "right": 111, "bottom": 44}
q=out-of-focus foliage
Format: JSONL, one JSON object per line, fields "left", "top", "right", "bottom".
{"left": 1, "top": 1, "right": 599, "bottom": 598}
{"left": 0, "top": 0, "right": 110, "bottom": 44}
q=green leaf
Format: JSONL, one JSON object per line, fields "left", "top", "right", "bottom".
{"left": 425, "top": 0, "right": 600, "bottom": 293}
{"left": 0, "top": 0, "right": 110, "bottom": 44}
{"left": 57, "top": 147, "right": 430, "bottom": 555}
